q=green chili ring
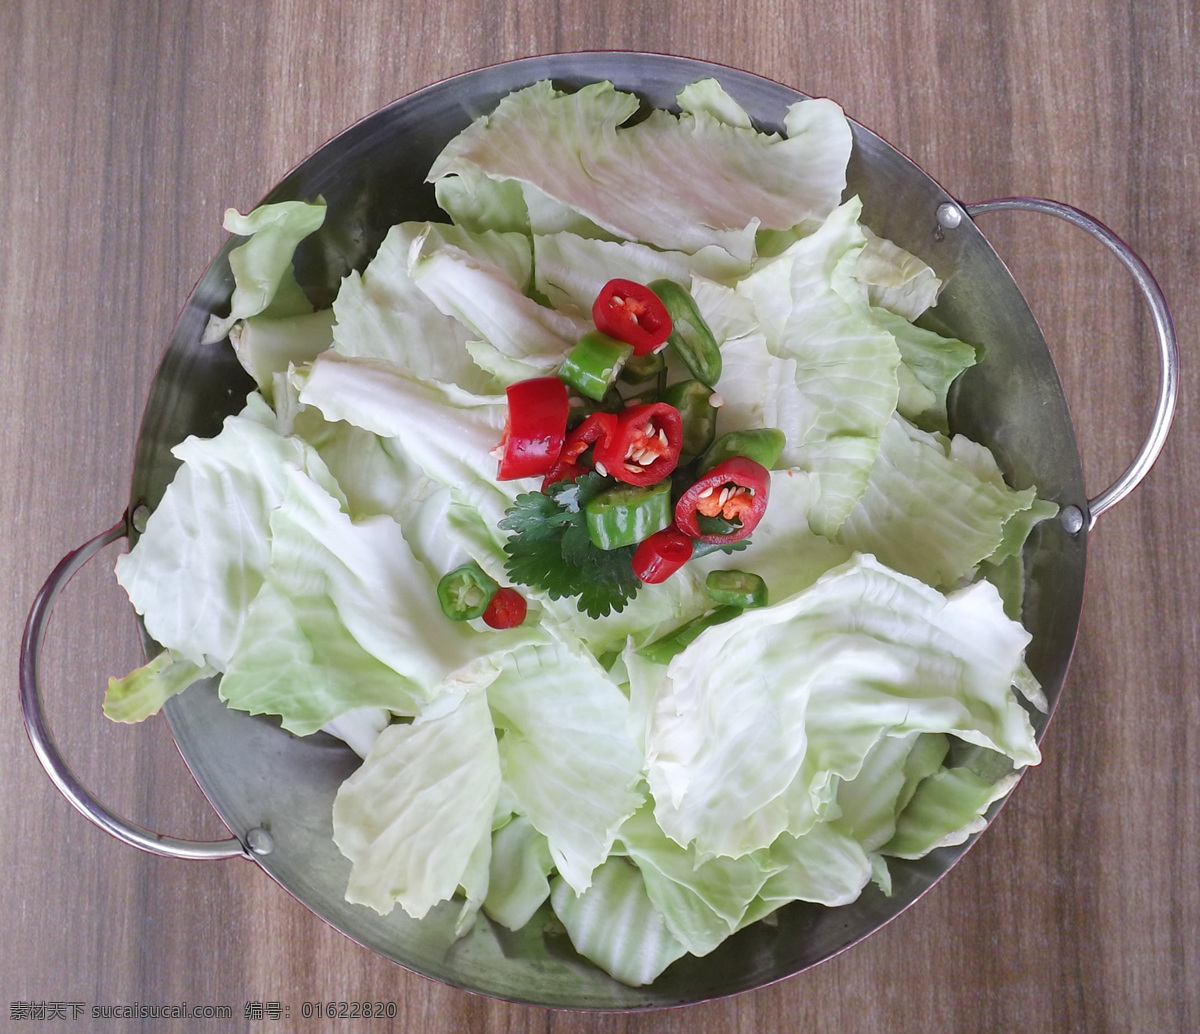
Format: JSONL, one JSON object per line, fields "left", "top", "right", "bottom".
{"left": 648, "top": 279, "right": 722, "bottom": 387}
{"left": 705, "top": 569, "right": 769, "bottom": 608}
{"left": 559, "top": 331, "right": 634, "bottom": 402}
{"left": 700, "top": 428, "right": 786, "bottom": 473}
{"left": 663, "top": 379, "right": 720, "bottom": 463}
{"left": 437, "top": 562, "right": 500, "bottom": 621}
{"left": 584, "top": 480, "right": 674, "bottom": 551}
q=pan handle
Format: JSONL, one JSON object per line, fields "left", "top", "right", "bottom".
{"left": 19, "top": 517, "right": 251, "bottom": 860}
{"left": 961, "top": 197, "right": 1179, "bottom": 530}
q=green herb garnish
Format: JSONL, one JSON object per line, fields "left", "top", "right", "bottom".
{"left": 691, "top": 538, "right": 750, "bottom": 559}
{"left": 499, "top": 472, "right": 641, "bottom": 618}
{"left": 695, "top": 513, "right": 743, "bottom": 536}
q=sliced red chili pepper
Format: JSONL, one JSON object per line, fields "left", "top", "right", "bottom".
{"left": 482, "top": 586, "right": 528, "bottom": 629}
{"left": 592, "top": 402, "right": 683, "bottom": 487}
{"left": 592, "top": 278, "right": 673, "bottom": 356}
{"left": 495, "top": 377, "right": 569, "bottom": 481}
{"left": 675, "top": 456, "right": 771, "bottom": 544}
{"left": 542, "top": 411, "right": 618, "bottom": 489}
{"left": 593, "top": 403, "right": 681, "bottom": 486}
{"left": 632, "top": 526, "right": 694, "bottom": 584}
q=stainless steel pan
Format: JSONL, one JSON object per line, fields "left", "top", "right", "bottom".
{"left": 20, "top": 53, "right": 1178, "bottom": 1009}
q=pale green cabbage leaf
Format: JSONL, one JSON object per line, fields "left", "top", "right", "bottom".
{"left": 428, "top": 79, "right": 852, "bottom": 263}
{"left": 202, "top": 199, "right": 327, "bottom": 345}
{"left": 643, "top": 554, "right": 1039, "bottom": 860}
{"left": 407, "top": 224, "right": 587, "bottom": 380}
{"left": 854, "top": 227, "right": 943, "bottom": 320}
{"left": 330, "top": 221, "right": 520, "bottom": 392}
{"left": 217, "top": 468, "right": 488, "bottom": 734}
{"left": 114, "top": 393, "right": 343, "bottom": 670}
{"left": 104, "top": 648, "right": 218, "bottom": 724}
{"left": 484, "top": 640, "right": 645, "bottom": 893}
{"left": 482, "top": 816, "right": 554, "bottom": 931}
{"left": 837, "top": 414, "right": 1042, "bottom": 590}
{"left": 549, "top": 857, "right": 690, "bottom": 987}
{"left": 331, "top": 681, "right": 501, "bottom": 918}
{"left": 732, "top": 198, "right": 902, "bottom": 535}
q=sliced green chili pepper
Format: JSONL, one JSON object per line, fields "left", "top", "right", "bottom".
{"left": 637, "top": 606, "right": 740, "bottom": 664}
{"left": 572, "top": 385, "right": 627, "bottom": 417}
{"left": 648, "top": 279, "right": 722, "bottom": 387}
{"left": 619, "top": 349, "right": 667, "bottom": 385}
{"left": 699, "top": 427, "right": 786, "bottom": 473}
{"left": 558, "top": 330, "right": 634, "bottom": 401}
{"left": 584, "top": 480, "right": 673, "bottom": 550}
{"left": 705, "top": 569, "right": 769, "bottom": 608}
{"left": 663, "top": 379, "right": 719, "bottom": 462}
{"left": 437, "top": 562, "right": 499, "bottom": 621}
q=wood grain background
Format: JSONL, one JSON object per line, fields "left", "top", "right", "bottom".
{"left": 2, "top": 1, "right": 1195, "bottom": 1031}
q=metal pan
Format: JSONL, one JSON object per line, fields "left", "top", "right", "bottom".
{"left": 20, "top": 52, "right": 1178, "bottom": 1009}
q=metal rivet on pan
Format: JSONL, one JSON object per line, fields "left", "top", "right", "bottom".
{"left": 130, "top": 504, "right": 151, "bottom": 534}
{"left": 936, "top": 202, "right": 964, "bottom": 229}
{"left": 246, "top": 827, "right": 275, "bottom": 856}
{"left": 1060, "top": 504, "right": 1086, "bottom": 535}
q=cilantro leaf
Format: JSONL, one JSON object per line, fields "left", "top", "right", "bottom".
{"left": 498, "top": 488, "right": 575, "bottom": 540}
{"left": 695, "top": 513, "right": 743, "bottom": 536}
{"left": 499, "top": 473, "right": 641, "bottom": 618}
{"left": 559, "top": 522, "right": 595, "bottom": 568}
{"left": 691, "top": 538, "right": 750, "bottom": 558}
{"left": 547, "top": 472, "right": 611, "bottom": 512}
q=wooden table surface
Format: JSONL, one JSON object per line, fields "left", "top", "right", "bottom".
{"left": 2, "top": 1, "right": 1195, "bottom": 1031}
